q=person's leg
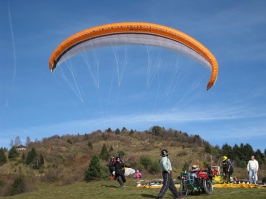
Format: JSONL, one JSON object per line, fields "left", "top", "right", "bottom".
{"left": 121, "top": 174, "right": 126, "bottom": 183}
{"left": 168, "top": 174, "right": 181, "bottom": 197}
{"left": 157, "top": 171, "right": 170, "bottom": 198}
{"left": 249, "top": 170, "right": 253, "bottom": 183}
{"left": 117, "top": 176, "right": 124, "bottom": 187}
{"left": 251, "top": 169, "right": 256, "bottom": 184}
{"left": 226, "top": 173, "right": 230, "bottom": 183}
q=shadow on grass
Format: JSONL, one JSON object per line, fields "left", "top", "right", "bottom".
{"left": 141, "top": 194, "right": 157, "bottom": 198}
{"left": 101, "top": 184, "right": 119, "bottom": 188}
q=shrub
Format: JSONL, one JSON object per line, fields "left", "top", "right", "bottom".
{"left": 0, "top": 148, "right": 7, "bottom": 165}
{"left": 99, "top": 144, "right": 109, "bottom": 161}
{"left": 85, "top": 154, "right": 101, "bottom": 181}
{"left": 149, "top": 161, "right": 160, "bottom": 174}
{"left": 140, "top": 157, "right": 152, "bottom": 169}
{"left": 10, "top": 174, "right": 26, "bottom": 196}
{"left": 8, "top": 146, "right": 19, "bottom": 159}
{"left": 87, "top": 141, "right": 93, "bottom": 149}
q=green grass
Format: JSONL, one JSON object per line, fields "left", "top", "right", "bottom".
{"left": 1, "top": 179, "right": 266, "bottom": 199}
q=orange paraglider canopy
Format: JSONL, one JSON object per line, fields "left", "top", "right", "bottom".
{"left": 49, "top": 22, "right": 218, "bottom": 90}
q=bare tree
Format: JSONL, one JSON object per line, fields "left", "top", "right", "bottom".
{"left": 9, "top": 139, "right": 14, "bottom": 147}
{"left": 25, "top": 136, "right": 31, "bottom": 146}
{"left": 14, "top": 136, "right": 21, "bottom": 147}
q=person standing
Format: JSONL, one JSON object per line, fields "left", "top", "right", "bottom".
{"left": 114, "top": 157, "right": 126, "bottom": 187}
{"left": 222, "top": 156, "right": 234, "bottom": 183}
{"left": 247, "top": 155, "right": 259, "bottom": 184}
{"left": 157, "top": 149, "right": 183, "bottom": 199}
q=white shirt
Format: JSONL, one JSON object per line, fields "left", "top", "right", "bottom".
{"left": 160, "top": 156, "right": 172, "bottom": 171}
{"left": 247, "top": 159, "right": 259, "bottom": 171}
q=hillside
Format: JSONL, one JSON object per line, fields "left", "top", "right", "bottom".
{"left": 0, "top": 126, "right": 265, "bottom": 196}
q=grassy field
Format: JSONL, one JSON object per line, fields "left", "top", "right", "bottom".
{"left": 1, "top": 179, "right": 266, "bottom": 199}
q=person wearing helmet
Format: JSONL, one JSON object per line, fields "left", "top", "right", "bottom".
{"left": 222, "top": 156, "right": 234, "bottom": 183}
{"left": 157, "top": 149, "right": 183, "bottom": 199}
{"left": 190, "top": 164, "right": 200, "bottom": 187}
{"left": 191, "top": 164, "right": 200, "bottom": 172}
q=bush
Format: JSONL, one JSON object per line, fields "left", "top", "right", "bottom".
{"left": 99, "top": 144, "right": 109, "bottom": 161}
{"left": 140, "top": 157, "right": 152, "bottom": 169}
{"left": 67, "top": 139, "right": 72, "bottom": 144}
{"left": 41, "top": 168, "right": 58, "bottom": 183}
{"left": 10, "top": 175, "right": 26, "bottom": 196}
{"left": 8, "top": 146, "right": 19, "bottom": 159}
{"left": 0, "top": 148, "right": 7, "bottom": 165}
{"left": 149, "top": 161, "right": 160, "bottom": 174}
{"left": 87, "top": 141, "right": 93, "bottom": 149}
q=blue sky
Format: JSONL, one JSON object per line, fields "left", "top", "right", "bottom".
{"left": 1, "top": 0, "right": 265, "bottom": 152}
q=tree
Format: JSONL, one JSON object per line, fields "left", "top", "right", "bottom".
{"left": 99, "top": 144, "right": 109, "bottom": 161}
{"left": 129, "top": 129, "right": 134, "bottom": 135}
{"left": 121, "top": 127, "right": 127, "bottom": 132}
{"left": 0, "top": 148, "right": 7, "bottom": 165}
{"left": 109, "top": 146, "right": 114, "bottom": 152}
{"left": 25, "top": 136, "right": 31, "bottom": 147}
{"left": 84, "top": 133, "right": 89, "bottom": 140}
{"left": 204, "top": 143, "right": 212, "bottom": 153}
{"left": 115, "top": 128, "right": 120, "bottom": 135}
{"left": 14, "top": 136, "right": 21, "bottom": 147}
{"left": 151, "top": 125, "right": 162, "bottom": 136}
{"left": 85, "top": 154, "right": 101, "bottom": 181}
{"left": 106, "top": 127, "right": 112, "bottom": 132}
{"left": 9, "top": 139, "right": 14, "bottom": 147}
{"left": 26, "top": 147, "right": 37, "bottom": 165}
{"left": 10, "top": 174, "right": 26, "bottom": 196}
{"left": 39, "top": 153, "right": 44, "bottom": 166}
{"left": 221, "top": 143, "right": 232, "bottom": 157}
{"left": 87, "top": 141, "right": 93, "bottom": 149}
{"left": 241, "top": 143, "right": 254, "bottom": 162}
{"left": 232, "top": 144, "right": 241, "bottom": 160}
{"left": 8, "top": 146, "right": 19, "bottom": 159}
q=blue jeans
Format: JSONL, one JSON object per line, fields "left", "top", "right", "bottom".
{"left": 249, "top": 169, "right": 257, "bottom": 184}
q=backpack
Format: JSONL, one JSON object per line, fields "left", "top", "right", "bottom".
{"left": 228, "top": 159, "right": 234, "bottom": 171}
{"left": 108, "top": 158, "right": 114, "bottom": 167}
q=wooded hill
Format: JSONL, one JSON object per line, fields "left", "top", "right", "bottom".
{"left": 0, "top": 126, "right": 265, "bottom": 196}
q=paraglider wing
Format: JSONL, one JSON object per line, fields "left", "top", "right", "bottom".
{"left": 124, "top": 168, "right": 135, "bottom": 176}
{"left": 49, "top": 22, "right": 218, "bottom": 90}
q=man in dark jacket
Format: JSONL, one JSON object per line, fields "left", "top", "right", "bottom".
{"left": 114, "top": 157, "right": 126, "bottom": 187}
{"left": 222, "top": 156, "right": 234, "bottom": 183}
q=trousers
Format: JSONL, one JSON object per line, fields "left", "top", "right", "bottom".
{"left": 157, "top": 171, "right": 180, "bottom": 198}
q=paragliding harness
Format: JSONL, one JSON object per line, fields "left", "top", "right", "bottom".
{"left": 108, "top": 157, "right": 115, "bottom": 180}
{"left": 228, "top": 159, "right": 234, "bottom": 173}
{"left": 223, "top": 159, "right": 234, "bottom": 174}
{"left": 108, "top": 157, "right": 115, "bottom": 167}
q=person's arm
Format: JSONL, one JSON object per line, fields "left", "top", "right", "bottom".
{"left": 247, "top": 161, "right": 249, "bottom": 171}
